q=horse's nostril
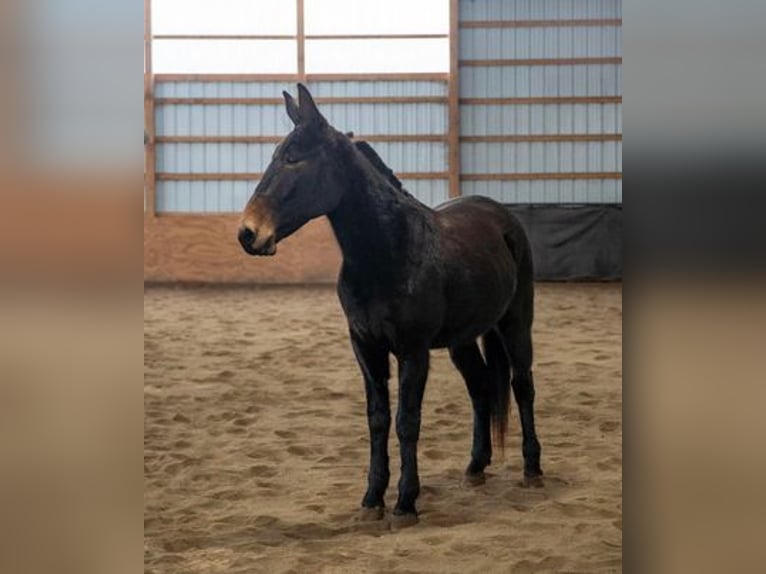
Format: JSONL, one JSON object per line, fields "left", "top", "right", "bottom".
{"left": 238, "top": 227, "right": 256, "bottom": 248}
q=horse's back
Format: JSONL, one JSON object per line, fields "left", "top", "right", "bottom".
{"left": 434, "top": 195, "right": 523, "bottom": 237}
{"left": 434, "top": 195, "right": 529, "bottom": 262}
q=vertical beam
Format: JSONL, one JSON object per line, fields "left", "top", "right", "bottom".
{"left": 144, "top": 0, "right": 157, "bottom": 216}
{"left": 447, "top": 0, "right": 461, "bottom": 198}
{"left": 296, "top": 0, "right": 306, "bottom": 82}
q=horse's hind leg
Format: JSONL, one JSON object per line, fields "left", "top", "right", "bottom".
{"left": 500, "top": 304, "right": 543, "bottom": 485}
{"left": 449, "top": 342, "right": 492, "bottom": 485}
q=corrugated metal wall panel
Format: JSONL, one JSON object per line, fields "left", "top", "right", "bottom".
{"left": 157, "top": 180, "right": 257, "bottom": 213}
{"left": 458, "top": 0, "right": 621, "bottom": 204}
{"left": 320, "top": 103, "right": 447, "bottom": 135}
{"left": 459, "top": 65, "right": 621, "bottom": 97}
{"left": 156, "top": 81, "right": 448, "bottom": 99}
{"left": 460, "top": 103, "right": 621, "bottom": 135}
{"left": 461, "top": 141, "right": 622, "bottom": 174}
{"left": 400, "top": 179, "right": 450, "bottom": 208}
{"left": 459, "top": 0, "right": 621, "bottom": 22}
{"left": 460, "top": 27, "right": 621, "bottom": 59}
{"left": 306, "top": 81, "right": 448, "bottom": 98}
{"left": 157, "top": 143, "right": 276, "bottom": 173}
{"left": 155, "top": 81, "right": 294, "bottom": 98}
{"left": 461, "top": 179, "right": 621, "bottom": 204}
{"left": 155, "top": 104, "right": 293, "bottom": 137}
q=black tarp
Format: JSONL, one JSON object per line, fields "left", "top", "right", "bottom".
{"left": 507, "top": 204, "right": 622, "bottom": 281}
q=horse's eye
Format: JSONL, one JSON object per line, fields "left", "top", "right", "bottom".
{"left": 284, "top": 147, "right": 301, "bottom": 164}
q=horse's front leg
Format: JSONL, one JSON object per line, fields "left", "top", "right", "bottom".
{"left": 350, "top": 336, "right": 391, "bottom": 520}
{"left": 393, "top": 348, "right": 430, "bottom": 527}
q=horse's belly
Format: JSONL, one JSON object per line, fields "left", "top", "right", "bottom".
{"left": 431, "top": 275, "right": 514, "bottom": 348}
{"left": 431, "top": 321, "right": 496, "bottom": 349}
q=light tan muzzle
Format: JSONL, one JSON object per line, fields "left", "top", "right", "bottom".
{"left": 238, "top": 203, "right": 277, "bottom": 256}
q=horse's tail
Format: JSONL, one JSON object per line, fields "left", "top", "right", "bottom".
{"left": 483, "top": 212, "right": 535, "bottom": 455}
{"left": 505, "top": 211, "right": 535, "bottom": 332}
{"left": 482, "top": 328, "right": 511, "bottom": 455}
{"left": 506, "top": 213, "right": 535, "bottom": 296}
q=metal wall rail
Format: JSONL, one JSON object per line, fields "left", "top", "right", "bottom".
{"left": 459, "top": 19, "right": 622, "bottom": 28}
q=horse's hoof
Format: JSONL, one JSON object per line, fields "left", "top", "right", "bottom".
{"left": 522, "top": 474, "right": 544, "bottom": 488}
{"left": 356, "top": 506, "right": 385, "bottom": 522}
{"left": 462, "top": 471, "right": 486, "bottom": 487}
{"left": 391, "top": 512, "right": 419, "bottom": 530}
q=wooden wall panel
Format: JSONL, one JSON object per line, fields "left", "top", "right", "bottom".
{"left": 144, "top": 215, "right": 341, "bottom": 284}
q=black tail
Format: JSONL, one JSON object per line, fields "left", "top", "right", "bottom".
{"left": 482, "top": 329, "right": 511, "bottom": 454}
{"left": 482, "top": 214, "right": 535, "bottom": 455}
{"left": 506, "top": 212, "right": 535, "bottom": 293}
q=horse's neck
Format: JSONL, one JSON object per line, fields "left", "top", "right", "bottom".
{"left": 327, "top": 162, "right": 428, "bottom": 276}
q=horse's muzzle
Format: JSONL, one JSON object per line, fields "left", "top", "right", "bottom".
{"left": 238, "top": 226, "right": 276, "bottom": 256}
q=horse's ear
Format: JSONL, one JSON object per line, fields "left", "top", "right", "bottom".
{"left": 283, "top": 91, "right": 301, "bottom": 125}
{"left": 297, "top": 83, "right": 326, "bottom": 126}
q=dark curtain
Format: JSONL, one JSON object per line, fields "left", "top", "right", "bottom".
{"left": 507, "top": 205, "right": 622, "bottom": 281}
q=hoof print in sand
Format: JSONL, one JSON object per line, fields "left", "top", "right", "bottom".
{"left": 522, "top": 475, "right": 545, "bottom": 488}
{"left": 462, "top": 472, "right": 486, "bottom": 487}
{"left": 356, "top": 506, "right": 385, "bottom": 522}
{"left": 391, "top": 513, "right": 419, "bottom": 530}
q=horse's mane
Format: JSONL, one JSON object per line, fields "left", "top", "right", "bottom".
{"left": 352, "top": 139, "right": 415, "bottom": 200}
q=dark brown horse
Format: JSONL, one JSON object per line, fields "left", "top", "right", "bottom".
{"left": 238, "top": 84, "right": 542, "bottom": 527}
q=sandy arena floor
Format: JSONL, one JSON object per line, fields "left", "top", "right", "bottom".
{"left": 144, "top": 283, "right": 622, "bottom": 573}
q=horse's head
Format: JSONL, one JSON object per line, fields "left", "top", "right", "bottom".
{"left": 238, "top": 84, "right": 347, "bottom": 256}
